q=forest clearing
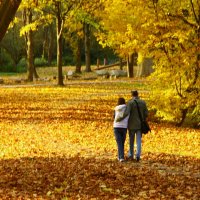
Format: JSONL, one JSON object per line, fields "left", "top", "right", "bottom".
{"left": 0, "top": 81, "right": 199, "bottom": 199}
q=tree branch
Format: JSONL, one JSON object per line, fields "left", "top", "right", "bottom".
{"left": 168, "top": 13, "right": 197, "bottom": 29}
{"left": 190, "top": 0, "right": 199, "bottom": 24}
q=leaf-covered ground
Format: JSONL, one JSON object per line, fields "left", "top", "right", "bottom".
{"left": 0, "top": 82, "right": 199, "bottom": 199}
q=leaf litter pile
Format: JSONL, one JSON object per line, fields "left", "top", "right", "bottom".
{"left": 0, "top": 83, "right": 199, "bottom": 200}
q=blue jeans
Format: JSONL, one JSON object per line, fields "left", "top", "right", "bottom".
{"left": 128, "top": 129, "right": 142, "bottom": 159}
{"left": 114, "top": 128, "right": 127, "bottom": 160}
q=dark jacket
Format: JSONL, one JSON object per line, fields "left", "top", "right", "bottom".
{"left": 117, "top": 97, "right": 148, "bottom": 130}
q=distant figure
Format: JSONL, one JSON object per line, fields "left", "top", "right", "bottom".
{"left": 116, "top": 90, "right": 148, "bottom": 162}
{"left": 113, "top": 97, "right": 129, "bottom": 162}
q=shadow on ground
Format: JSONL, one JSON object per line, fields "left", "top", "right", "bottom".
{"left": 0, "top": 153, "right": 199, "bottom": 199}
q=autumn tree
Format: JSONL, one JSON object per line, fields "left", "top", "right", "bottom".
{"left": 79, "top": 0, "right": 104, "bottom": 72}
{"left": 96, "top": 0, "right": 139, "bottom": 77}
{"left": 0, "top": 0, "right": 22, "bottom": 42}
{"left": 19, "top": 0, "right": 42, "bottom": 81}
{"left": 146, "top": 0, "right": 200, "bottom": 125}
{"left": 37, "top": 0, "right": 82, "bottom": 86}
{"left": 41, "top": 24, "right": 55, "bottom": 66}
{"left": 63, "top": 0, "right": 103, "bottom": 73}
{"left": 64, "top": 13, "right": 84, "bottom": 73}
{"left": 98, "top": 0, "right": 199, "bottom": 125}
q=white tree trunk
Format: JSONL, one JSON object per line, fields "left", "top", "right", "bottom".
{"left": 136, "top": 57, "right": 154, "bottom": 77}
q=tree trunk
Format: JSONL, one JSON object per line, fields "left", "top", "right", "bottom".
{"left": 119, "top": 58, "right": 124, "bottom": 70}
{"left": 33, "top": 66, "right": 39, "bottom": 79}
{"left": 75, "top": 39, "right": 82, "bottom": 73}
{"left": 56, "top": 3, "right": 64, "bottom": 86}
{"left": 177, "top": 108, "right": 188, "bottom": 126}
{"left": 97, "top": 58, "right": 100, "bottom": 69}
{"left": 127, "top": 53, "right": 134, "bottom": 78}
{"left": 26, "top": 9, "right": 34, "bottom": 82}
{"left": 136, "top": 56, "right": 154, "bottom": 77}
{"left": 42, "top": 27, "right": 48, "bottom": 59}
{"left": 48, "top": 25, "right": 54, "bottom": 66}
{"left": 84, "top": 23, "right": 91, "bottom": 72}
{"left": 142, "top": 57, "right": 154, "bottom": 76}
{"left": 0, "top": 0, "right": 22, "bottom": 42}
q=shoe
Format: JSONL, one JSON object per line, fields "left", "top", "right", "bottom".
{"left": 119, "top": 159, "right": 125, "bottom": 162}
{"left": 136, "top": 157, "right": 140, "bottom": 162}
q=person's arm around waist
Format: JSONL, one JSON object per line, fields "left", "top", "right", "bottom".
{"left": 116, "top": 102, "right": 131, "bottom": 122}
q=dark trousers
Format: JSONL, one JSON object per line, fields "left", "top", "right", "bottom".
{"left": 114, "top": 128, "right": 127, "bottom": 160}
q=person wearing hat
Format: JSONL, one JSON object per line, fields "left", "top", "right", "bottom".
{"left": 116, "top": 90, "right": 148, "bottom": 161}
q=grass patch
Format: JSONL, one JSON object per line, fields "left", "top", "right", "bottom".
{"left": 0, "top": 72, "right": 19, "bottom": 76}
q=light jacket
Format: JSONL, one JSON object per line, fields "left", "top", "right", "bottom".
{"left": 113, "top": 104, "right": 129, "bottom": 128}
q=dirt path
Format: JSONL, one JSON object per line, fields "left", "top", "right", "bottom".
{"left": 0, "top": 79, "right": 148, "bottom": 88}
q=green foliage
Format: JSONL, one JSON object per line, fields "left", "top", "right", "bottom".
{"left": 0, "top": 65, "right": 15, "bottom": 72}
{"left": 0, "top": 49, "right": 11, "bottom": 66}
{"left": 0, "top": 49, "right": 16, "bottom": 72}
{"left": 34, "top": 57, "right": 48, "bottom": 67}
{"left": 17, "top": 58, "right": 27, "bottom": 72}
{"left": 63, "top": 55, "right": 75, "bottom": 66}
{"left": 0, "top": 23, "right": 25, "bottom": 67}
{"left": 75, "top": 10, "right": 100, "bottom": 30}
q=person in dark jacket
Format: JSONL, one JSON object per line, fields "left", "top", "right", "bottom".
{"left": 116, "top": 90, "right": 148, "bottom": 161}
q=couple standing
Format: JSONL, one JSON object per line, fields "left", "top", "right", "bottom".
{"left": 113, "top": 90, "right": 148, "bottom": 162}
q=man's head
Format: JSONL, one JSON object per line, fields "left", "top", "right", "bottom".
{"left": 131, "top": 90, "right": 138, "bottom": 97}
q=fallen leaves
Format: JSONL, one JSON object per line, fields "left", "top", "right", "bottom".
{"left": 0, "top": 84, "right": 199, "bottom": 199}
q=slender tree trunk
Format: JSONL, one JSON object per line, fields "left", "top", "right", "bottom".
{"left": 139, "top": 57, "right": 154, "bottom": 77}
{"left": 56, "top": 3, "right": 64, "bottom": 86}
{"left": 0, "top": 0, "right": 22, "bottom": 42}
{"left": 42, "top": 27, "right": 48, "bottom": 59}
{"left": 33, "top": 66, "right": 39, "bottom": 79}
{"left": 26, "top": 9, "right": 34, "bottom": 82}
{"left": 0, "top": 48, "right": 2, "bottom": 66}
{"left": 177, "top": 108, "right": 188, "bottom": 126}
{"left": 84, "top": 23, "right": 91, "bottom": 72}
{"left": 48, "top": 25, "right": 54, "bottom": 66}
{"left": 96, "top": 58, "right": 100, "bottom": 69}
{"left": 119, "top": 58, "right": 123, "bottom": 70}
{"left": 75, "top": 39, "right": 82, "bottom": 73}
{"left": 127, "top": 53, "right": 134, "bottom": 78}
{"left": 136, "top": 53, "right": 153, "bottom": 77}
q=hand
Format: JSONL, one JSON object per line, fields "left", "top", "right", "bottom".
{"left": 115, "top": 117, "right": 122, "bottom": 122}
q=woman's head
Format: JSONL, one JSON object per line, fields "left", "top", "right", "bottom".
{"left": 117, "top": 97, "right": 126, "bottom": 105}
